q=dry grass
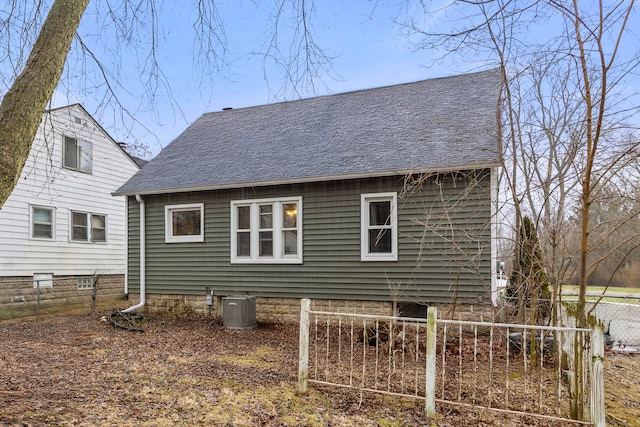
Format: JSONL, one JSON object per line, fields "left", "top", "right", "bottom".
{"left": 605, "top": 355, "right": 640, "bottom": 426}
{"left": 0, "top": 311, "right": 637, "bottom": 426}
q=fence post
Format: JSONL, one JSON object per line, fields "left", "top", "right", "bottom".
{"left": 298, "top": 298, "right": 311, "bottom": 394}
{"left": 590, "top": 324, "right": 605, "bottom": 427}
{"left": 36, "top": 279, "right": 41, "bottom": 321}
{"left": 91, "top": 273, "right": 98, "bottom": 313}
{"left": 425, "top": 306, "right": 437, "bottom": 417}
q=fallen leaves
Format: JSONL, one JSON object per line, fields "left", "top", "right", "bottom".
{"left": 0, "top": 313, "right": 636, "bottom": 426}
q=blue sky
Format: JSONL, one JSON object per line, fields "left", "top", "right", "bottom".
{"left": 50, "top": 1, "right": 485, "bottom": 156}
{"left": 47, "top": 1, "right": 638, "bottom": 158}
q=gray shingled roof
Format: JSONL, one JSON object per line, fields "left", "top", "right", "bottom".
{"left": 115, "top": 69, "right": 502, "bottom": 196}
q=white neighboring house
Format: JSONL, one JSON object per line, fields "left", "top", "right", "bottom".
{"left": 0, "top": 104, "right": 141, "bottom": 303}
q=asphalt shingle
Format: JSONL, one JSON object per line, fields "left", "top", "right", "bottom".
{"left": 115, "top": 68, "right": 502, "bottom": 196}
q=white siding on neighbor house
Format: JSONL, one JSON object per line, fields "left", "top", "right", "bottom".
{"left": 0, "top": 105, "right": 140, "bottom": 277}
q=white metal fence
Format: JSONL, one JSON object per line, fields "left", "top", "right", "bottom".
{"left": 298, "top": 299, "right": 605, "bottom": 426}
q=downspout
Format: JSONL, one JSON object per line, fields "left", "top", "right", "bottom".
{"left": 122, "top": 194, "right": 145, "bottom": 313}
{"left": 490, "top": 166, "right": 499, "bottom": 306}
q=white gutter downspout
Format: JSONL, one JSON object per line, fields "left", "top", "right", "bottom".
{"left": 490, "top": 167, "right": 500, "bottom": 306}
{"left": 122, "top": 194, "right": 145, "bottom": 313}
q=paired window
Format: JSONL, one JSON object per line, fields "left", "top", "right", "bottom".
{"left": 63, "top": 136, "right": 92, "bottom": 173}
{"left": 71, "top": 211, "right": 107, "bottom": 243}
{"left": 231, "top": 197, "right": 302, "bottom": 263}
{"left": 31, "top": 205, "right": 55, "bottom": 239}
{"left": 165, "top": 203, "right": 204, "bottom": 243}
{"left": 361, "top": 192, "right": 398, "bottom": 261}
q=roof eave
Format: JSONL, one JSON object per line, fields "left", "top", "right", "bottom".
{"left": 112, "top": 162, "right": 502, "bottom": 197}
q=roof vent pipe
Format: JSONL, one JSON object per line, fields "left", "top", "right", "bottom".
{"left": 122, "top": 194, "right": 145, "bottom": 313}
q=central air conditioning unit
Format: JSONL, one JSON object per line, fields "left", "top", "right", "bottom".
{"left": 222, "top": 296, "right": 257, "bottom": 329}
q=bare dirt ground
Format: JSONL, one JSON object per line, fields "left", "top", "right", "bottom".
{"left": 0, "top": 311, "right": 638, "bottom": 426}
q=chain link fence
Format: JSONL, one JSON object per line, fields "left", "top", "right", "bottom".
{"left": 559, "top": 289, "right": 640, "bottom": 348}
{"left": 586, "top": 299, "right": 640, "bottom": 348}
{"left": 0, "top": 274, "right": 126, "bottom": 321}
{"left": 495, "top": 285, "right": 640, "bottom": 349}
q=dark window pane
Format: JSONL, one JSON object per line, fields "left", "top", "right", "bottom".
{"left": 259, "top": 231, "right": 273, "bottom": 256}
{"left": 369, "top": 201, "right": 391, "bottom": 226}
{"left": 237, "top": 206, "right": 250, "bottom": 229}
{"left": 73, "top": 226, "right": 87, "bottom": 240}
{"left": 92, "top": 228, "right": 106, "bottom": 242}
{"left": 283, "top": 230, "right": 297, "bottom": 255}
{"left": 369, "top": 229, "right": 391, "bottom": 253}
{"left": 72, "top": 212, "right": 88, "bottom": 240}
{"left": 237, "top": 232, "right": 250, "bottom": 256}
{"left": 172, "top": 210, "right": 201, "bottom": 236}
{"left": 259, "top": 204, "right": 272, "bottom": 228}
{"left": 64, "top": 136, "right": 78, "bottom": 169}
{"left": 33, "top": 224, "right": 52, "bottom": 238}
{"left": 73, "top": 212, "right": 87, "bottom": 227}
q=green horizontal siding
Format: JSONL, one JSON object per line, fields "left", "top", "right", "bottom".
{"left": 127, "top": 171, "right": 492, "bottom": 304}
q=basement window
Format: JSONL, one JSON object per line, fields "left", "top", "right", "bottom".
{"left": 77, "top": 277, "right": 95, "bottom": 290}
{"left": 33, "top": 273, "right": 53, "bottom": 289}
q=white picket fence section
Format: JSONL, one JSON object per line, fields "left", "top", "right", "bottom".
{"left": 298, "top": 299, "right": 605, "bottom": 426}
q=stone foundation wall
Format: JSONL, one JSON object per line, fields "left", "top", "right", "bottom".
{"left": 0, "top": 274, "right": 126, "bottom": 321}
{"left": 133, "top": 293, "right": 495, "bottom": 324}
{"left": 142, "top": 293, "right": 215, "bottom": 316}
{"left": 432, "top": 303, "right": 497, "bottom": 323}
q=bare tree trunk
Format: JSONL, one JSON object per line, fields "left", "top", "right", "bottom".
{"left": 0, "top": 0, "right": 89, "bottom": 208}
{"left": 578, "top": 178, "right": 592, "bottom": 326}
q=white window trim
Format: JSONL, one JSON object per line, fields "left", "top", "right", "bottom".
{"left": 30, "top": 205, "right": 56, "bottom": 240}
{"left": 165, "top": 203, "right": 205, "bottom": 243}
{"left": 361, "top": 192, "right": 398, "bottom": 261}
{"left": 91, "top": 213, "right": 107, "bottom": 243}
{"left": 62, "top": 135, "right": 93, "bottom": 173}
{"left": 69, "top": 210, "right": 108, "bottom": 243}
{"left": 230, "top": 196, "right": 302, "bottom": 264}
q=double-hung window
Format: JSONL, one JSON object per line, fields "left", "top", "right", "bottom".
{"left": 231, "top": 197, "right": 302, "bottom": 263}
{"left": 63, "top": 136, "right": 92, "bottom": 173}
{"left": 71, "top": 211, "right": 107, "bottom": 243}
{"left": 31, "top": 205, "right": 55, "bottom": 239}
{"left": 361, "top": 192, "right": 398, "bottom": 261}
{"left": 165, "top": 203, "right": 204, "bottom": 243}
